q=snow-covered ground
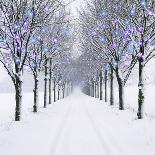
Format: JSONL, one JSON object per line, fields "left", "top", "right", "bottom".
{"left": 0, "top": 92, "right": 44, "bottom": 132}
{"left": 0, "top": 88, "right": 155, "bottom": 155}
{"left": 0, "top": 64, "right": 44, "bottom": 93}
{"left": 111, "top": 85, "right": 155, "bottom": 117}
{"left": 0, "top": 61, "right": 155, "bottom": 155}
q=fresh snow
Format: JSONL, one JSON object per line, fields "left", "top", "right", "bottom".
{"left": 113, "top": 85, "right": 155, "bottom": 117}
{"left": 0, "top": 88, "right": 155, "bottom": 155}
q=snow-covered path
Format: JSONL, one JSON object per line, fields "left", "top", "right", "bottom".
{"left": 0, "top": 88, "right": 155, "bottom": 155}
{"left": 50, "top": 90, "right": 123, "bottom": 155}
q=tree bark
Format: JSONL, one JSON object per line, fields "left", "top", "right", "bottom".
{"left": 62, "top": 84, "right": 65, "bottom": 98}
{"left": 14, "top": 74, "right": 22, "bottom": 121}
{"left": 97, "top": 81, "right": 99, "bottom": 98}
{"left": 92, "top": 80, "right": 95, "bottom": 97}
{"left": 89, "top": 84, "right": 91, "bottom": 96}
{"left": 95, "top": 82, "right": 97, "bottom": 98}
{"left": 33, "top": 75, "right": 39, "bottom": 112}
{"left": 53, "top": 78, "right": 56, "bottom": 102}
{"left": 49, "top": 58, "right": 52, "bottom": 104}
{"left": 57, "top": 86, "right": 60, "bottom": 100}
{"left": 118, "top": 79, "right": 124, "bottom": 110}
{"left": 44, "top": 59, "right": 48, "bottom": 108}
{"left": 115, "top": 66, "right": 124, "bottom": 110}
{"left": 137, "top": 44, "right": 145, "bottom": 119}
{"left": 104, "top": 70, "right": 108, "bottom": 102}
{"left": 90, "top": 84, "right": 93, "bottom": 97}
{"left": 14, "top": 61, "right": 23, "bottom": 121}
{"left": 66, "top": 82, "right": 68, "bottom": 96}
{"left": 110, "top": 66, "right": 114, "bottom": 106}
{"left": 70, "top": 82, "right": 73, "bottom": 93}
{"left": 99, "top": 70, "right": 103, "bottom": 100}
{"left": 67, "top": 82, "right": 70, "bottom": 96}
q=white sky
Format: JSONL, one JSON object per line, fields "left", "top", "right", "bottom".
{"left": 65, "top": 0, "right": 88, "bottom": 58}
{"left": 66, "top": 0, "right": 86, "bottom": 16}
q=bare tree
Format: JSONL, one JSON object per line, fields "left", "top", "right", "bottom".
{"left": 110, "top": 0, "right": 155, "bottom": 118}
{"left": 79, "top": 0, "right": 139, "bottom": 110}
{"left": 0, "top": 0, "right": 61, "bottom": 121}
{"left": 127, "top": 0, "right": 155, "bottom": 118}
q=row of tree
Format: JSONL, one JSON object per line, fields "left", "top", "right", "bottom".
{"left": 78, "top": 0, "right": 155, "bottom": 119}
{"left": 0, "top": 0, "right": 74, "bottom": 121}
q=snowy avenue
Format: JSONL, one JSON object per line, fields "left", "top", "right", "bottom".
{"left": 0, "top": 0, "right": 155, "bottom": 154}
{"left": 0, "top": 89, "right": 155, "bottom": 155}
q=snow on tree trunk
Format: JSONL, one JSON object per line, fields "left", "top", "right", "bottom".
{"left": 33, "top": 75, "right": 39, "bottom": 112}
{"left": 104, "top": 70, "right": 108, "bottom": 102}
{"left": 137, "top": 44, "right": 145, "bottom": 119}
{"left": 99, "top": 70, "right": 103, "bottom": 100}
{"left": 110, "top": 66, "right": 114, "bottom": 106}
{"left": 14, "top": 73, "right": 22, "bottom": 121}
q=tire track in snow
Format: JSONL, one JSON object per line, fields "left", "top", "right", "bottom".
{"left": 50, "top": 101, "right": 74, "bottom": 155}
{"left": 50, "top": 92, "right": 125, "bottom": 155}
{"left": 84, "top": 102, "right": 125, "bottom": 155}
{"left": 50, "top": 98, "right": 111, "bottom": 155}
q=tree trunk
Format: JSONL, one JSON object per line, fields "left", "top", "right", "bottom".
{"left": 104, "top": 70, "right": 108, "bottom": 102}
{"left": 33, "top": 75, "right": 39, "bottom": 112}
{"left": 137, "top": 44, "right": 145, "bottom": 119}
{"left": 118, "top": 79, "right": 124, "bottom": 110}
{"left": 57, "top": 86, "right": 60, "bottom": 100}
{"left": 63, "top": 89, "right": 65, "bottom": 98}
{"left": 115, "top": 66, "right": 124, "bottom": 110}
{"left": 89, "top": 84, "right": 91, "bottom": 96}
{"left": 97, "top": 81, "right": 99, "bottom": 98}
{"left": 92, "top": 81, "right": 95, "bottom": 97}
{"left": 110, "top": 66, "right": 114, "bottom": 106}
{"left": 90, "top": 84, "right": 93, "bottom": 97}
{"left": 49, "top": 58, "right": 52, "bottom": 104}
{"left": 53, "top": 79, "right": 56, "bottom": 102}
{"left": 137, "top": 63, "right": 144, "bottom": 119}
{"left": 62, "top": 84, "right": 65, "bottom": 98}
{"left": 15, "top": 74, "right": 22, "bottom": 121}
{"left": 69, "top": 82, "right": 71, "bottom": 95}
{"left": 99, "top": 70, "right": 103, "bottom": 100}
{"left": 70, "top": 82, "right": 73, "bottom": 93}
{"left": 67, "top": 82, "right": 70, "bottom": 96}
{"left": 95, "top": 83, "right": 97, "bottom": 98}
{"left": 44, "top": 59, "right": 48, "bottom": 108}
